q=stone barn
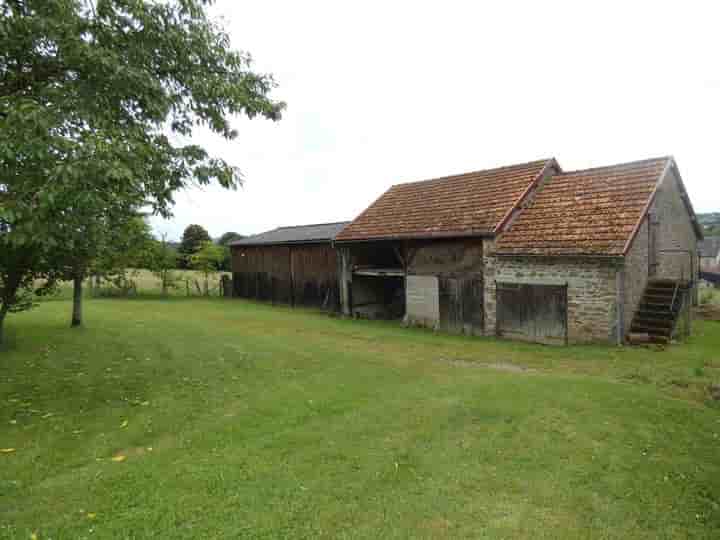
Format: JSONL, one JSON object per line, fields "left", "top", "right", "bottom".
{"left": 335, "top": 156, "right": 702, "bottom": 344}
{"left": 229, "top": 222, "right": 348, "bottom": 310}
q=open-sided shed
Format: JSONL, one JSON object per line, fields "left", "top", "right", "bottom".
{"left": 334, "top": 159, "right": 557, "bottom": 333}
{"left": 229, "top": 222, "right": 348, "bottom": 310}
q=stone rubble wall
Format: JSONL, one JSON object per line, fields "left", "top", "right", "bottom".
{"left": 483, "top": 239, "right": 620, "bottom": 343}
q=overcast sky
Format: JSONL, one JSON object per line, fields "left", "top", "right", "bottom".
{"left": 150, "top": 0, "right": 720, "bottom": 241}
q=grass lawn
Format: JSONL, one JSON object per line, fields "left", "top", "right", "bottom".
{"left": 1, "top": 298, "right": 719, "bottom": 539}
{"left": 700, "top": 286, "right": 720, "bottom": 305}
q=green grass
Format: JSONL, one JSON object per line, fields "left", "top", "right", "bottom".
{"left": 699, "top": 287, "right": 720, "bottom": 306}
{"left": 1, "top": 299, "right": 720, "bottom": 539}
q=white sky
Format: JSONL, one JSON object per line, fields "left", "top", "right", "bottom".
{"left": 151, "top": 0, "right": 720, "bottom": 241}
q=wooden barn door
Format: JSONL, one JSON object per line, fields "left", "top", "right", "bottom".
{"left": 496, "top": 283, "right": 567, "bottom": 344}
{"left": 439, "top": 277, "right": 483, "bottom": 335}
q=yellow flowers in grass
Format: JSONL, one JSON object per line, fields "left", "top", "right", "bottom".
{"left": 111, "top": 454, "right": 127, "bottom": 462}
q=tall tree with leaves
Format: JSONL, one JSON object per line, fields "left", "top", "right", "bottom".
{"left": 178, "top": 224, "right": 212, "bottom": 267}
{"left": 217, "top": 231, "right": 243, "bottom": 270}
{"left": 0, "top": 0, "right": 283, "bottom": 344}
{"left": 218, "top": 231, "right": 244, "bottom": 246}
{"left": 87, "top": 214, "right": 155, "bottom": 299}
{"left": 190, "top": 241, "right": 226, "bottom": 296}
{"left": 0, "top": 237, "right": 57, "bottom": 345}
{"left": 148, "top": 233, "right": 180, "bottom": 296}
{"left": 49, "top": 199, "right": 150, "bottom": 326}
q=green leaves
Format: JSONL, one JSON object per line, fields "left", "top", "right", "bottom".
{"left": 0, "top": 0, "right": 282, "bottom": 339}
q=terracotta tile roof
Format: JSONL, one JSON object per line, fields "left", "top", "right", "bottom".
{"left": 335, "top": 159, "right": 554, "bottom": 242}
{"left": 495, "top": 157, "right": 672, "bottom": 256}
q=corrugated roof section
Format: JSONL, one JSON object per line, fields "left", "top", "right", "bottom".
{"left": 335, "top": 159, "right": 554, "bottom": 242}
{"left": 495, "top": 157, "right": 671, "bottom": 256}
{"left": 230, "top": 222, "right": 350, "bottom": 247}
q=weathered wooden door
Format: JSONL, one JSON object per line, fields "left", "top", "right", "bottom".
{"left": 439, "top": 277, "right": 483, "bottom": 335}
{"left": 496, "top": 283, "right": 567, "bottom": 344}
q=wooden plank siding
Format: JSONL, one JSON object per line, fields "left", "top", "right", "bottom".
{"left": 231, "top": 244, "right": 340, "bottom": 310}
{"left": 496, "top": 283, "right": 568, "bottom": 345}
{"left": 438, "top": 277, "right": 483, "bottom": 335}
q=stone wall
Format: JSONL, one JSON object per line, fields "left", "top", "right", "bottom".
{"left": 407, "top": 239, "right": 483, "bottom": 276}
{"left": 482, "top": 239, "right": 499, "bottom": 335}
{"left": 623, "top": 217, "right": 649, "bottom": 335}
{"left": 405, "top": 239, "right": 483, "bottom": 329}
{"left": 651, "top": 167, "right": 699, "bottom": 283}
{"left": 484, "top": 244, "right": 620, "bottom": 343}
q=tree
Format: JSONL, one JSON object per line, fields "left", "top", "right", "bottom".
{"left": 190, "top": 241, "right": 226, "bottom": 296}
{"left": 49, "top": 202, "right": 151, "bottom": 326}
{"left": 179, "top": 224, "right": 212, "bottom": 267}
{"left": 148, "top": 234, "right": 180, "bottom": 296}
{"left": 0, "top": 0, "right": 283, "bottom": 343}
{"left": 217, "top": 231, "right": 243, "bottom": 270}
{"left": 88, "top": 215, "right": 155, "bottom": 299}
{"left": 0, "top": 240, "right": 57, "bottom": 345}
{"left": 218, "top": 231, "right": 244, "bottom": 246}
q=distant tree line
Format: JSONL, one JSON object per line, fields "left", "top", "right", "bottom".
{"left": 172, "top": 224, "right": 244, "bottom": 272}
{"left": 698, "top": 212, "right": 720, "bottom": 236}
{"left": 85, "top": 222, "right": 244, "bottom": 298}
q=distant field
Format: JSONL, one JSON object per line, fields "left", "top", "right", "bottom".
{"left": 41, "top": 269, "right": 231, "bottom": 299}
{"left": 1, "top": 298, "right": 719, "bottom": 538}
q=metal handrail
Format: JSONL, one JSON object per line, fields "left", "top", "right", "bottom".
{"left": 670, "top": 281, "right": 680, "bottom": 312}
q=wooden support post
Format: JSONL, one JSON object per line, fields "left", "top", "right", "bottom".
{"left": 564, "top": 282, "right": 569, "bottom": 346}
{"left": 289, "top": 247, "right": 295, "bottom": 308}
{"left": 616, "top": 267, "right": 625, "bottom": 346}
{"left": 392, "top": 245, "right": 406, "bottom": 270}
{"left": 338, "top": 248, "right": 352, "bottom": 316}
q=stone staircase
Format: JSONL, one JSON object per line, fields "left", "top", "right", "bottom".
{"left": 629, "top": 279, "right": 691, "bottom": 344}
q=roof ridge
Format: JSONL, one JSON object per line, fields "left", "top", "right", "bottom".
{"left": 275, "top": 221, "right": 351, "bottom": 230}
{"left": 391, "top": 158, "right": 554, "bottom": 188}
{"left": 559, "top": 156, "right": 672, "bottom": 176}
{"left": 229, "top": 220, "right": 350, "bottom": 246}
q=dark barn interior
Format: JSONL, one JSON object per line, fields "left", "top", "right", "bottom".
{"left": 341, "top": 242, "right": 406, "bottom": 320}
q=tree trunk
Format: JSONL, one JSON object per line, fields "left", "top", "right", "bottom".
{"left": 0, "top": 269, "right": 22, "bottom": 347}
{"left": 0, "top": 304, "right": 9, "bottom": 346}
{"left": 71, "top": 273, "right": 83, "bottom": 327}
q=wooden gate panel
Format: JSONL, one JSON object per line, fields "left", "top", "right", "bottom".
{"left": 496, "top": 284, "right": 525, "bottom": 335}
{"left": 439, "top": 278, "right": 462, "bottom": 333}
{"left": 439, "top": 277, "right": 484, "bottom": 335}
{"left": 531, "top": 285, "right": 566, "bottom": 340}
{"left": 461, "top": 278, "right": 484, "bottom": 335}
{"left": 496, "top": 283, "right": 567, "bottom": 344}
